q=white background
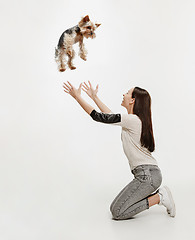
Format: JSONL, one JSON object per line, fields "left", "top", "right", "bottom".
{"left": 0, "top": 0, "right": 195, "bottom": 239}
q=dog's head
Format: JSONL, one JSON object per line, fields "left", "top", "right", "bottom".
{"left": 78, "top": 15, "right": 101, "bottom": 39}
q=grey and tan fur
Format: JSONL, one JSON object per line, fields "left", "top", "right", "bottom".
{"left": 55, "top": 15, "right": 101, "bottom": 72}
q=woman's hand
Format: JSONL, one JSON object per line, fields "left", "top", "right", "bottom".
{"left": 82, "top": 81, "right": 99, "bottom": 100}
{"left": 63, "top": 81, "right": 83, "bottom": 100}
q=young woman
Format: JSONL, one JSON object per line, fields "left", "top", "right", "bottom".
{"left": 63, "top": 80, "right": 176, "bottom": 220}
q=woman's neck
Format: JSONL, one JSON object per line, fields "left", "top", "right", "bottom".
{"left": 127, "top": 105, "right": 134, "bottom": 114}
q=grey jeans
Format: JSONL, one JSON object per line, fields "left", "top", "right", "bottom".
{"left": 110, "top": 164, "right": 162, "bottom": 220}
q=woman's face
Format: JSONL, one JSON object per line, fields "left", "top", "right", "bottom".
{"left": 121, "top": 87, "right": 135, "bottom": 107}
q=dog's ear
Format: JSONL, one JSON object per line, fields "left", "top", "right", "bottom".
{"left": 95, "top": 23, "right": 101, "bottom": 28}
{"left": 79, "top": 15, "right": 90, "bottom": 27}
{"left": 83, "top": 15, "right": 90, "bottom": 22}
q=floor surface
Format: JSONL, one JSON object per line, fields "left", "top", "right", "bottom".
{"left": 0, "top": 182, "right": 194, "bottom": 240}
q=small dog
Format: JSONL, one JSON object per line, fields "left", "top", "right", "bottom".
{"left": 55, "top": 15, "right": 101, "bottom": 72}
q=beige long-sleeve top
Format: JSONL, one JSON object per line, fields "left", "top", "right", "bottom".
{"left": 90, "top": 109, "right": 158, "bottom": 171}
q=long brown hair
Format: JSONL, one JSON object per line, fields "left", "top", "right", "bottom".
{"left": 132, "top": 87, "right": 155, "bottom": 152}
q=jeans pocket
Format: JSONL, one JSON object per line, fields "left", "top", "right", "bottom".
{"left": 136, "top": 174, "right": 152, "bottom": 183}
{"left": 150, "top": 169, "right": 162, "bottom": 190}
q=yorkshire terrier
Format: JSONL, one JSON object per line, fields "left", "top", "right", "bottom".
{"left": 55, "top": 15, "right": 101, "bottom": 72}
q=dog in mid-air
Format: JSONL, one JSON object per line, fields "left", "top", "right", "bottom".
{"left": 55, "top": 15, "right": 101, "bottom": 72}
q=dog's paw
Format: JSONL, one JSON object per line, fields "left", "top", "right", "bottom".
{"left": 70, "top": 66, "right": 76, "bottom": 70}
{"left": 81, "top": 56, "right": 87, "bottom": 61}
{"left": 59, "top": 68, "right": 66, "bottom": 72}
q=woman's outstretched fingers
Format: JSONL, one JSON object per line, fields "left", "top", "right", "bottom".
{"left": 63, "top": 82, "right": 69, "bottom": 88}
{"left": 64, "top": 88, "right": 69, "bottom": 92}
{"left": 63, "top": 85, "right": 69, "bottom": 93}
{"left": 82, "top": 83, "right": 89, "bottom": 90}
{"left": 63, "top": 82, "right": 70, "bottom": 89}
{"left": 63, "top": 86, "right": 69, "bottom": 93}
{"left": 67, "top": 81, "right": 73, "bottom": 88}
{"left": 84, "top": 82, "right": 89, "bottom": 88}
{"left": 82, "top": 87, "right": 87, "bottom": 93}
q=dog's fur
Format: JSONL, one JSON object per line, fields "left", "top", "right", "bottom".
{"left": 55, "top": 15, "right": 101, "bottom": 72}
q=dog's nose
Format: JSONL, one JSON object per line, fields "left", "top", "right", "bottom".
{"left": 91, "top": 32, "right": 93, "bottom": 35}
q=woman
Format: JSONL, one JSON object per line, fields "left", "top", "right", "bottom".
{"left": 63, "top": 80, "right": 176, "bottom": 220}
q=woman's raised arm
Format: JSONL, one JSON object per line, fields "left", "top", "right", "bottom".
{"left": 82, "top": 81, "right": 113, "bottom": 114}
{"left": 76, "top": 95, "right": 95, "bottom": 115}
{"left": 63, "top": 81, "right": 94, "bottom": 115}
{"left": 63, "top": 81, "right": 127, "bottom": 128}
{"left": 93, "top": 95, "right": 113, "bottom": 114}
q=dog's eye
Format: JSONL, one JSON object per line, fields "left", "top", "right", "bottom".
{"left": 87, "top": 26, "right": 91, "bottom": 29}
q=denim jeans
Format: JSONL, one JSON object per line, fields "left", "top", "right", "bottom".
{"left": 110, "top": 164, "right": 162, "bottom": 220}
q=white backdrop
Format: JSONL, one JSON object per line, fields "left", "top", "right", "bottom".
{"left": 0, "top": 0, "right": 195, "bottom": 239}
